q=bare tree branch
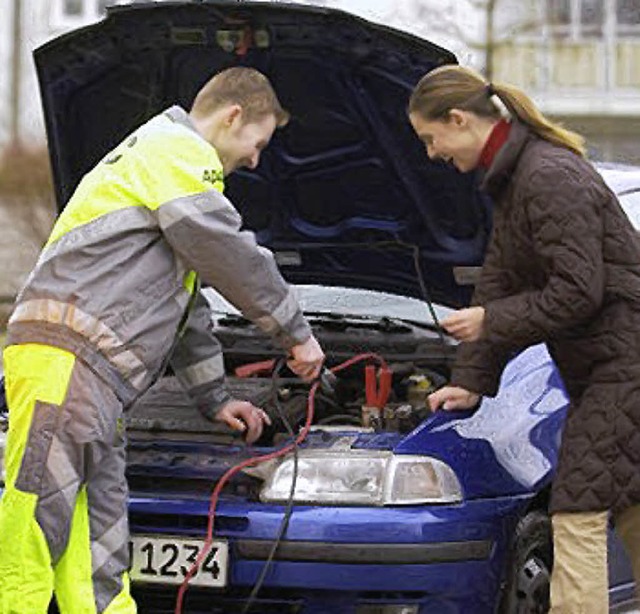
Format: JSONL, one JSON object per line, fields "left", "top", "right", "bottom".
{"left": 0, "top": 145, "right": 56, "bottom": 302}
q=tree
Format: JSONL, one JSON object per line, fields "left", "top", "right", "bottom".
{"left": 0, "top": 145, "right": 56, "bottom": 311}
{"left": 10, "top": 0, "right": 22, "bottom": 146}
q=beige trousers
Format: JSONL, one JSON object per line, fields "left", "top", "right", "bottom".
{"left": 550, "top": 505, "right": 640, "bottom": 613}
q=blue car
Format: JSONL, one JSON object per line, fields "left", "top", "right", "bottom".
{"left": 1, "top": 1, "right": 639, "bottom": 613}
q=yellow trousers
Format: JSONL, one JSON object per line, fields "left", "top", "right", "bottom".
{"left": 0, "top": 344, "right": 136, "bottom": 613}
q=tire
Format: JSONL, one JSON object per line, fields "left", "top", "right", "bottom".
{"left": 499, "top": 510, "right": 553, "bottom": 614}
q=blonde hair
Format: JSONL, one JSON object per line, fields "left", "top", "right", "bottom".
{"left": 191, "top": 67, "right": 289, "bottom": 127}
{"left": 408, "top": 65, "right": 586, "bottom": 157}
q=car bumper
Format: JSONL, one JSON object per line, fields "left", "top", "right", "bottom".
{"left": 129, "top": 493, "right": 533, "bottom": 613}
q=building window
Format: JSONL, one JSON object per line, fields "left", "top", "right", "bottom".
{"left": 546, "top": 0, "right": 605, "bottom": 38}
{"left": 617, "top": 0, "right": 640, "bottom": 23}
{"left": 617, "top": 0, "right": 640, "bottom": 34}
{"left": 51, "top": 0, "right": 120, "bottom": 30}
{"left": 63, "top": 0, "right": 84, "bottom": 16}
{"left": 548, "top": 0, "right": 571, "bottom": 26}
{"left": 580, "top": 0, "right": 604, "bottom": 35}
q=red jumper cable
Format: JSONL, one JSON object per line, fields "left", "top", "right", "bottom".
{"left": 174, "top": 352, "right": 387, "bottom": 613}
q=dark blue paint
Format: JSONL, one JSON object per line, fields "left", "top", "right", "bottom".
{"left": 34, "top": 1, "right": 488, "bottom": 308}
{"left": 129, "top": 495, "right": 529, "bottom": 612}
{"left": 395, "top": 344, "right": 569, "bottom": 498}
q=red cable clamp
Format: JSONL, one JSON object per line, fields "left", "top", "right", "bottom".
{"left": 365, "top": 365, "right": 392, "bottom": 408}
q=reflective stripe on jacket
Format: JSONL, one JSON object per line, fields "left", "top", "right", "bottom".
{"left": 7, "top": 106, "right": 311, "bottom": 410}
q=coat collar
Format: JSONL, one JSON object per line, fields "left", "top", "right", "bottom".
{"left": 479, "top": 120, "right": 532, "bottom": 200}
{"left": 164, "top": 105, "right": 199, "bottom": 134}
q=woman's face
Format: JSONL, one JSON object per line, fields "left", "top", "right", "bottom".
{"left": 409, "top": 110, "right": 486, "bottom": 173}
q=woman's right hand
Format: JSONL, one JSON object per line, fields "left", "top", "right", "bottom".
{"left": 428, "top": 386, "right": 480, "bottom": 412}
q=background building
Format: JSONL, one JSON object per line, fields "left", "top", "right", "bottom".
{"left": 2, "top": 0, "right": 639, "bottom": 160}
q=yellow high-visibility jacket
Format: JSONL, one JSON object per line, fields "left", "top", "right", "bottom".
{"left": 7, "top": 106, "right": 310, "bottom": 414}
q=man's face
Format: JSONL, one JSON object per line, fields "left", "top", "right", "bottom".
{"left": 216, "top": 111, "right": 277, "bottom": 176}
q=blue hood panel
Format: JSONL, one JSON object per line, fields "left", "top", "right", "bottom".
{"left": 395, "top": 344, "right": 569, "bottom": 499}
{"left": 34, "top": 1, "right": 490, "bottom": 307}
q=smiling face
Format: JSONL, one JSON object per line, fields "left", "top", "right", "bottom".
{"left": 409, "top": 109, "right": 492, "bottom": 173}
{"left": 214, "top": 108, "right": 277, "bottom": 176}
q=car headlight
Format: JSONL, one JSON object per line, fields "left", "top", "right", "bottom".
{"left": 260, "top": 451, "right": 462, "bottom": 505}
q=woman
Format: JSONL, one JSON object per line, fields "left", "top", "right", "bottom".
{"left": 409, "top": 64, "right": 640, "bottom": 612}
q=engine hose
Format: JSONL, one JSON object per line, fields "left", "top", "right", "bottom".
{"left": 174, "top": 351, "right": 387, "bottom": 613}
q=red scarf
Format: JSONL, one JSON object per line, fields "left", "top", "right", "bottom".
{"left": 478, "top": 119, "right": 511, "bottom": 170}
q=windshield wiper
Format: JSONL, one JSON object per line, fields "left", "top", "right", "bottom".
{"left": 304, "top": 312, "right": 412, "bottom": 334}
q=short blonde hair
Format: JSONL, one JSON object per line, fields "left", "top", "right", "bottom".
{"left": 191, "top": 67, "right": 289, "bottom": 127}
{"left": 409, "top": 64, "right": 586, "bottom": 157}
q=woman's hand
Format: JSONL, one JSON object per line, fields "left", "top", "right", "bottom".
{"left": 441, "top": 306, "right": 486, "bottom": 342}
{"left": 428, "top": 386, "right": 480, "bottom": 412}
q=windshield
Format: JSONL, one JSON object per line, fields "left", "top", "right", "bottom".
{"left": 203, "top": 285, "right": 453, "bottom": 326}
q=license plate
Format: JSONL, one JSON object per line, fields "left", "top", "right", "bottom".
{"left": 129, "top": 535, "right": 228, "bottom": 588}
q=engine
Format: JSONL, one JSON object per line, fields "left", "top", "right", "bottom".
{"left": 225, "top": 358, "right": 450, "bottom": 443}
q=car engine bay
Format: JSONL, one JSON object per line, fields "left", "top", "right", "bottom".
{"left": 127, "top": 310, "right": 457, "bottom": 445}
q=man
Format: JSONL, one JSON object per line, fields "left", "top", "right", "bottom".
{"left": 0, "top": 67, "right": 324, "bottom": 613}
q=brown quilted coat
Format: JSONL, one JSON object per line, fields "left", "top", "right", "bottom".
{"left": 452, "top": 121, "right": 640, "bottom": 514}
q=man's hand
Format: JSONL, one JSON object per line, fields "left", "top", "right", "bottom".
{"left": 214, "top": 399, "right": 272, "bottom": 444}
{"left": 441, "top": 307, "right": 485, "bottom": 342}
{"left": 287, "top": 334, "right": 325, "bottom": 382}
{"left": 428, "top": 386, "right": 480, "bottom": 412}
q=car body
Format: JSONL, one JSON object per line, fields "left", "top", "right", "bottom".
{"left": 1, "top": 1, "right": 639, "bottom": 613}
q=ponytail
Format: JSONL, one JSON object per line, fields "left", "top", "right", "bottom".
{"left": 409, "top": 65, "right": 586, "bottom": 157}
{"left": 490, "top": 81, "right": 586, "bottom": 156}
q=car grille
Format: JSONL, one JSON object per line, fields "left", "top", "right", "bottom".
{"left": 132, "top": 587, "right": 304, "bottom": 613}
{"left": 127, "top": 473, "right": 262, "bottom": 501}
{"left": 129, "top": 510, "right": 249, "bottom": 534}
{"left": 131, "top": 587, "right": 428, "bottom": 614}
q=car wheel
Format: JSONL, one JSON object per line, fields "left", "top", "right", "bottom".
{"left": 500, "top": 510, "right": 553, "bottom": 614}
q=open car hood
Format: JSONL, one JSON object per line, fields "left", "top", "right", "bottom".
{"left": 34, "top": 1, "right": 490, "bottom": 307}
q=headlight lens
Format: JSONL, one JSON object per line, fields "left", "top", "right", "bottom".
{"left": 260, "top": 451, "right": 462, "bottom": 505}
